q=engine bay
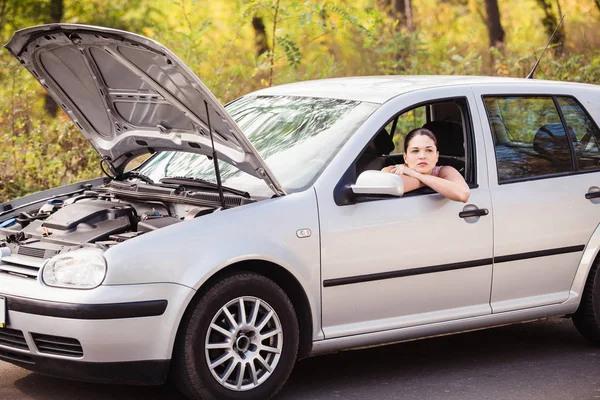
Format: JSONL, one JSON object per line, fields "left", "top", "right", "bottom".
{"left": 0, "top": 178, "right": 255, "bottom": 261}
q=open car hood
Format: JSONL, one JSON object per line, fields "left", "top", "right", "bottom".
{"left": 5, "top": 24, "right": 285, "bottom": 196}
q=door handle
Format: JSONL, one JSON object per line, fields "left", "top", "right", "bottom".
{"left": 585, "top": 191, "right": 600, "bottom": 199}
{"left": 459, "top": 208, "right": 489, "bottom": 218}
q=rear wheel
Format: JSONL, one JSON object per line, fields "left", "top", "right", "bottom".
{"left": 174, "top": 273, "right": 299, "bottom": 400}
{"left": 573, "top": 260, "right": 600, "bottom": 344}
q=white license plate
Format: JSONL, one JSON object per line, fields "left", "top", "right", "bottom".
{"left": 0, "top": 297, "right": 5, "bottom": 328}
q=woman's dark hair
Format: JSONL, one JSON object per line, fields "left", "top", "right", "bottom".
{"left": 404, "top": 128, "right": 438, "bottom": 153}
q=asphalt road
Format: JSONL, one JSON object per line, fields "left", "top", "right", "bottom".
{"left": 1, "top": 317, "right": 599, "bottom": 400}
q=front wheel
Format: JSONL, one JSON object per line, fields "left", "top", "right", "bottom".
{"left": 573, "top": 260, "right": 600, "bottom": 344}
{"left": 173, "top": 273, "right": 299, "bottom": 400}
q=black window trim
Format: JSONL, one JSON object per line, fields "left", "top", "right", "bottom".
{"left": 553, "top": 96, "right": 579, "bottom": 172}
{"left": 334, "top": 96, "right": 477, "bottom": 206}
{"left": 481, "top": 93, "right": 600, "bottom": 185}
{"left": 556, "top": 95, "right": 600, "bottom": 172}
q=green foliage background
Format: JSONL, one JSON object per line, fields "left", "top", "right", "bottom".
{"left": 1, "top": 0, "right": 599, "bottom": 202}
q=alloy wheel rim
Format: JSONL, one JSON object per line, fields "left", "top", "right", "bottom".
{"left": 205, "top": 296, "right": 283, "bottom": 391}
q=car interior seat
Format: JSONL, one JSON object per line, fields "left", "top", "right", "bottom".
{"left": 355, "top": 128, "right": 395, "bottom": 175}
{"left": 421, "top": 120, "right": 465, "bottom": 174}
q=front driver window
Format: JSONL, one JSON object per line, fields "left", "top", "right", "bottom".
{"left": 389, "top": 106, "right": 427, "bottom": 155}
{"left": 356, "top": 98, "right": 470, "bottom": 182}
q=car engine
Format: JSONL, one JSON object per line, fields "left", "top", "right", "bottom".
{"left": 0, "top": 179, "right": 255, "bottom": 270}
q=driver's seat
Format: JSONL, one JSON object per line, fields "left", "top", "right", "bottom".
{"left": 422, "top": 120, "right": 465, "bottom": 174}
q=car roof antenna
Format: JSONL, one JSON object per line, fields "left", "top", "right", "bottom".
{"left": 527, "top": 14, "right": 565, "bottom": 79}
{"left": 204, "top": 100, "right": 227, "bottom": 209}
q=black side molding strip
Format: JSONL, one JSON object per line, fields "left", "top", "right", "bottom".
{"left": 323, "top": 258, "right": 494, "bottom": 287}
{"left": 7, "top": 296, "right": 168, "bottom": 320}
{"left": 494, "top": 245, "right": 585, "bottom": 264}
{"left": 324, "top": 244, "right": 585, "bottom": 288}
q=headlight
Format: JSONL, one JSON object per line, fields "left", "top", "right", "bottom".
{"left": 42, "top": 250, "right": 107, "bottom": 289}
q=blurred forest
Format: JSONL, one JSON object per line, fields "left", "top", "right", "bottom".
{"left": 1, "top": 0, "right": 599, "bottom": 202}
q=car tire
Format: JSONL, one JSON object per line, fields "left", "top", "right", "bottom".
{"left": 173, "top": 272, "right": 299, "bottom": 400}
{"left": 573, "top": 260, "right": 600, "bottom": 344}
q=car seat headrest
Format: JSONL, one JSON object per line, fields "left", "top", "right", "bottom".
{"left": 367, "top": 128, "right": 395, "bottom": 155}
{"left": 422, "top": 121, "right": 464, "bottom": 157}
{"left": 533, "top": 123, "right": 571, "bottom": 164}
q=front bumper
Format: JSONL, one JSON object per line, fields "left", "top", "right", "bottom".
{"left": 0, "top": 350, "right": 170, "bottom": 385}
{"left": 0, "top": 279, "right": 195, "bottom": 385}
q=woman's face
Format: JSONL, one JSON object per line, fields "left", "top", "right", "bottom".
{"left": 404, "top": 134, "right": 439, "bottom": 174}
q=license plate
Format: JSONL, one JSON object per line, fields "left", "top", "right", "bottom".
{"left": 0, "top": 297, "right": 5, "bottom": 328}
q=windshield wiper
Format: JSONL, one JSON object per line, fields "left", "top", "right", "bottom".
{"left": 159, "top": 177, "right": 250, "bottom": 198}
{"left": 123, "top": 171, "right": 155, "bottom": 185}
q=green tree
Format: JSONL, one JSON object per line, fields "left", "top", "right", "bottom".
{"left": 1, "top": 0, "right": 599, "bottom": 203}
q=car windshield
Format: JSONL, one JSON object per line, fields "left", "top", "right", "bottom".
{"left": 137, "top": 95, "right": 378, "bottom": 197}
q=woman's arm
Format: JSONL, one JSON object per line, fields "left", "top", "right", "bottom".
{"left": 402, "top": 166, "right": 470, "bottom": 202}
{"left": 381, "top": 165, "right": 425, "bottom": 193}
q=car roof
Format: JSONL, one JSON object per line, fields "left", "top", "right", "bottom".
{"left": 250, "top": 75, "right": 595, "bottom": 104}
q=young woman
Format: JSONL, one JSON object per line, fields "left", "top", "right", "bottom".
{"left": 382, "top": 128, "right": 470, "bottom": 202}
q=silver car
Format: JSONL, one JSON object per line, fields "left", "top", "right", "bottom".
{"left": 1, "top": 24, "right": 600, "bottom": 400}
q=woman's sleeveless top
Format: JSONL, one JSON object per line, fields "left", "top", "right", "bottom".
{"left": 431, "top": 166, "right": 442, "bottom": 177}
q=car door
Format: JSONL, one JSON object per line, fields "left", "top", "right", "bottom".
{"left": 473, "top": 84, "right": 600, "bottom": 313}
{"left": 316, "top": 87, "right": 494, "bottom": 339}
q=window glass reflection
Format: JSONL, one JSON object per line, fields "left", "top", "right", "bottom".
{"left": 138, "top": 96, "right": 378, "bottom": 196}
{"left": 557, "top": 97, "right": 600, "bottom": 171}
{"left": 484, "top": 96, "right": 574, "bottom": 182}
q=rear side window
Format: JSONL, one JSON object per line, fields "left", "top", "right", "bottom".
{"left": 556, "top": 97, "right": 600, "bottom": 171}
{"left": 484, "top": 96, "right": 574, "bottom": 182}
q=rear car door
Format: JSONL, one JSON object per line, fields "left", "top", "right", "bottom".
{"left": 473, "top": 84, "right": 600, "bottom": 312}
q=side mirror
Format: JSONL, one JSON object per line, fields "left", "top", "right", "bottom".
{"left": 350, "top": 170, "right": 404, "bottom": 197}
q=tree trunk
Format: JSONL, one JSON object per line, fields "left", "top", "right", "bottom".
{"left": 43, "top": 0, "right": 63, "bottom": 117}
{"left": 268, "top": 0, "right": 280, "bottom": 86}
{"left": 379, "top": 0, "right": 412, "bottom": 30}
{"left": 484, "top": 0, "right": 505, "bottom": 48}
{"left": 392, "top": 0, "right": 405, "bottom": 17}
{"left": 251, "top": 16, "right": 269, "bottom": 57}
{"left": 535, "top": 0, "right": 565, "bottom": 55}
{"left": 404, "top": 0, "right": 413, "bottom": 32}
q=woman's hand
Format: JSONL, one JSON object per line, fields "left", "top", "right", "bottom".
{"left": 382, "top": 164, "right": 405, "bottom": 174}
{"left": 389, "top": 164, "right": 420, "bottom": 178}
{"left": 381, "top": 164, "right": 425, "bottom": 193}
{"left": 391, "top": 164, "right": 405, "bottom": 175}
{"left": 383, "top": 164, "right": 469, "bottom": 202}
{"left": 397, "top": 165, "right": 420, "bottom": 178}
